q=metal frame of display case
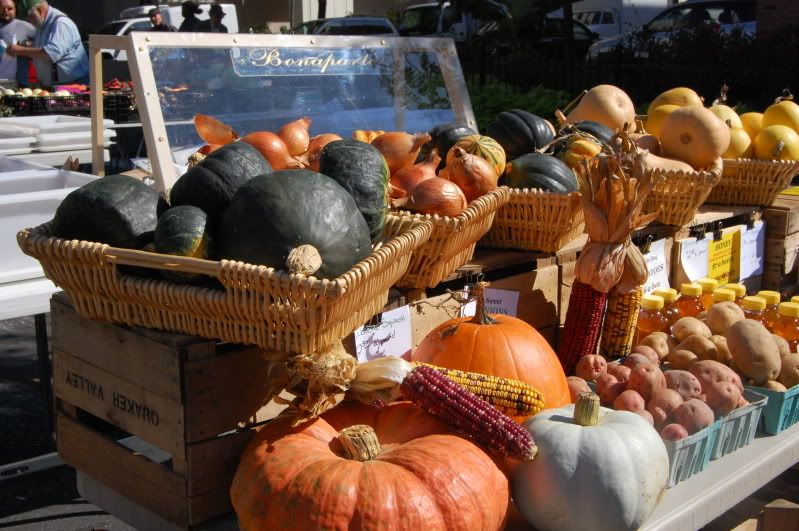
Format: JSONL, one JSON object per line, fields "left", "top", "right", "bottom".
{"left": 88, "top": 33, "right": 475, "bottom": 193}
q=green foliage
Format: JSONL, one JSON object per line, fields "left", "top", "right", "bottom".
{"left": 468, "top": 82, "right": 571, "bottom": 132}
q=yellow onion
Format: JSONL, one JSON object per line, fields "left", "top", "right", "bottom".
{"left": 390, "top": 152, "right": 440, "bottom": 198}
{"left": 399, "top": 177, "right": 467, "bottom": 217}
{"left": 278, "top": 117, "right": 312, "bottom": 156}
{"left": 371, "top": 132, "right": 432, "bottom": 175}
{"left": 301, "top": 133, "right": 343, "bottom": 171}
{"left": 194, "top": 114, "right": 237, "bottom": 145}
{"left": 241, "top": 132, "right": 302, "bottom": 170}
{"left": 446, "top": 147, "right": 498, "bottom": 202}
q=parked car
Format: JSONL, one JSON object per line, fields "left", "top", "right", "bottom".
{"left": 287, "top": 16, "right": 399, "bottom": 36}
{"left": 588, "top": 0, "right": 756, "bottom": 57}
{"left": 537, "top": 17, "right": 601, "bottom": 60}
{"left": 398, "top": 0, "right": 510, "bottom": 42}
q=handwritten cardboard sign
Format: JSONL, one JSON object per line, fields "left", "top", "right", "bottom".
{"left": 642, "top": 238, "right": 670, "bottom": 294}
{"left": 740, "top": 221, "right": 765, "bottom": 280}
{"left": 679, "top": 236, "right": 709, "bottom": 281}
{"left": 354, "top": 305, "right": 412, "bottom": 363}
{"left": 461, "top": 288, "right": 520, "bottom": 318}
{"left": 707, "top": 228, "right": 741, "bottom": 285}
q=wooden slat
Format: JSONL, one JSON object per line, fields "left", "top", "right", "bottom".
{"left": 53, "top": 350, "right": 186, "bottom": 457}
{"left": 188, "top": 486, "right": 234, "bottom": 526}
{"left": 765, "top": 234, "right": 799, "bottom": 274}
{"left": 185, "top": 429, "right": 254, "bottom": 497}
{"left": 56, "top": 413, "right": 189, "bottom": 526}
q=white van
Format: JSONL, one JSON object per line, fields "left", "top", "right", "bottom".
{"left": 550, "top": 0, "right": 667, "bottom": 39}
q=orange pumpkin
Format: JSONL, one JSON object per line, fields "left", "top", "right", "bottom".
{"left": 231, "top": 401, "right": 510, "bottom": 531}
{"left": 411, "top": 285, "right": 570, "bottom": 411}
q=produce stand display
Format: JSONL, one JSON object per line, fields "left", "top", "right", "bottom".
{"left": 7, "top": 28, "right": 799, "bottom": 531}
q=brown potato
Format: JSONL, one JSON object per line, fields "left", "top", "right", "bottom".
{"left": 704, "top": 380, "right": 742, "bottom": 416}
{"left": 727, "top": 319, "right": 781, "bottom": 385}
{"left": 676, "top": 334, "right": 717, "bottom": 360}
{"left": 665, "top": 370, "right": 703, "bottom": 401}
{"left": 631, "top": 345, "right": 660, "bottom": 364}
{"left": 667, "top": 334, "right": 680, "bottom": 355}
{"left": 778, "top": 353, "right": 799, "bottom": 389}
{"left": 627, "top": 362, "right": 667, "bottom": 402}
{"left": 672, "top": 317, "right": 712, "bottom": 342}
{"left": 667, "top": 349, "right": 698, "bottom": 370}
{"left": 709, "top": 335, "right": 733, "bottom": 364}
{"left": 773, "top": 334, "right": 792, "bottom": 359}
{"left": 640, "top": 332, "right": 671, "bottom": 361}
{"left": 762, "top": 380, "right": 788, "bottom": 392}
{"left": 706, "top": 301, "right": 745, "bottom": 335}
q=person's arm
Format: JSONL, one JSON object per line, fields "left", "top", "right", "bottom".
{"left": 6, "top": 43, "right": 50, "bottom": 60}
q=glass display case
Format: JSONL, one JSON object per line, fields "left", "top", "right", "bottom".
{"left": 88, "top": 33, "right": 475, "bottom": 192}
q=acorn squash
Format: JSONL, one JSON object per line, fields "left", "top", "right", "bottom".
{"left": 170, "top": 141, "right": 271, "bottom": 223}
{"left": 52, "top": 174, "right": 164, "bottom": 249}
{"left": 486, "top": 109, "right": 555, "bottom": 159}
{"left": 570, "top": 120, "right": 614, "bottom": 144}
{"left": 154, "top": 205, "right": 214, "bottom": 283}
{"left": 318, "top": 140, "right": 389, "bottom": 242}
{"left": 419, "top": 123, "right": 476, "bottom": 168}
{"left": 502, "top": 153, "right": 578, "bottom": 193}
{"left": 220, "top": 170, "right": 371, "bottom": 279}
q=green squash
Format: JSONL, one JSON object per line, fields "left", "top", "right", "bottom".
{"left": 220, "top": 170, "right": 371, "bottom": 279}
{"left": 486, "top": 109, "right": 555, "bottom": 159}
{"left": 170, "top": 141, "right": 271, "bottom": 223}
{"left": 571, "top": 121, "right": 614, "bottom": 144}
{"left": 318, "top": 140, "right": 389, "bottom": 242}
{"left": 503, "top": 153, "right": 578, "bottom": 193}
{"left": 52, "top": 174, "right": 164, "bottom": 248}
{"left": 154, "top": 206, "right": 214, "bottom": 283}
{"left": 418, "top": 123, "right": 476, "bottom": 169}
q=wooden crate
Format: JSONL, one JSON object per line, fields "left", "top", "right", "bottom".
{"left": 765, "top": 195, "right": 799, "bottom": 238}
{"left": 52, "top": 294, "right": 286, "bottom": 528}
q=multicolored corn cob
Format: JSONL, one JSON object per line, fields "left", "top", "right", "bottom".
{"left": 600, "top": 286, "right": 643, "bottom": 360}
{"left": 558, "top": 280, "right": 608, "bottom": 374}
{"left": 414, "top": 363, "right": 545, "bottom": 417}
{"left": 400, "top": 364, "right": 538, "bottom": 461}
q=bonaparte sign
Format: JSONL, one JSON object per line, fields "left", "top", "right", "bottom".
{"left": 233, "top": 47, "right": 392, "bottom": 77}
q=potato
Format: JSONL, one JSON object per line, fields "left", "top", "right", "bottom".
{"left": 667, "top": 349, "right": 698, "bottom": 370}
{"left": 613, "top": 389, "right": 646, "bottom": 412}
{"left": 667, "top": 334, "right": 680, "bottom": 355}
{"left": 762, "top": 380, "right": 788, "bottom": 392}
{"left": 595, "top": 373, "right": 619, "bottom": 394}
{"left": 709, "top": 335, "right": 733, "bottom": 364}
{"left": 778, "top": 353, "right": 799, "bottom": 389}
{"left": 647, "top": 389, "right": 684, "bottom": 428}
{"left": 773, "top": 334, "right": 792, "bottom": 359}
{"left": 706, "top": 301, "right": 745, "bottom": 335}
{"left": 704, "top": 380, "right": 742, "bottom": 416}
{"left": 627, "top": 362, "right": 666, "bottom": 402}
{"left": 674, "top": 398, "right": 715, "bottom": 434}
{"left": 567, "top": 376, "right": 591, "bottom": 402}
{"left": 727, "top": 319, "right": 781, "bottom": 385}
{"left": 631, "top": 344, "right": 660, "bottom": 364}
{"left": 640, "top": 332, "right": 670, "bottom": 361}
{"left": 634, "top": 409, "right": 655, "bottom": 426}
{"left": 665, "top": 370, "right": 703, "bottom": 401}
{"left": 672, "top": 316, "right": 711, "bottom": 342}
{"left": 690, "top": 360, "right": 743, "bottom": 393}
{"left": 575, "top": 354, "right": 607, "bottom": 382}
{"left": 607, "top": 363, "right": 631, "bottom": 383}
{"left": 600, "top": 381, "right": 626, "bottom": 407}
{"left": 622, "top": 353, "right": 652, "bottom": 369}
{"left": 660, "top": 423, "right": 689, "bottom": 441}
{"left": 676, "top": 334, "right": 718, "bottom": 361}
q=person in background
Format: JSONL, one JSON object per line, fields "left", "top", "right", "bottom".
{"left": 0, "top": 0, "right": 34, "bottom": 85}
{"left": 195, "top": 4, "right": 228, "bottom": 33}
{"left": 149, "top": 7, "right": 176, "bottom": 32}
{"left": 178, "top": 1, "right": 202, "bottom": 32}
{"left": 7, "top": 0, "right": 88, "bottom": 86}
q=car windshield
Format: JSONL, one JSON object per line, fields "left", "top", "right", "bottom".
{"left": 399, "top": 6, "right": 442, "bottom": 35}
{"left": 288, "top": 20, "right": 324, "bottom": 35}
{"left": 320, "top": 20, "right": 394, "bottom": 35}
{"left": 96, "top": 21, "right": 127, "bottom": 35}
{"left": 647, "top": 2, "right": 755, "bottom": 32}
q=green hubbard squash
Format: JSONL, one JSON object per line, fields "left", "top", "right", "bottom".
{"left": 220, "top": 169, "right": 371, "bottom": 279}
{"left": 486, "top": 109, "right": 555, "bottom": 159}
{"left": 154, "top": 205, "right": 214, "bottom": 283}
{"left": 318, "top": 140, "right": 389, "bottom": 242}
{"left": 52, "top": 174, "right": 164, "bottom": 249}
{"left": 170, "top": 141, "right": 271, "bottom": 223}
{"left": 502, "top": 153, "right": 578, "bottom": 193}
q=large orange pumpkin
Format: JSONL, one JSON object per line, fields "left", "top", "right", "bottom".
{"left": 230, "top": 401, "right": 510, "bottom": 531}
{"left": 411, "top": 285, "right": 570, "bottom": 411}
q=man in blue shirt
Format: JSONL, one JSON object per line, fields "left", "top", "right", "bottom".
{"left": 7, "top": 0, "right": 88, "bottom": 86}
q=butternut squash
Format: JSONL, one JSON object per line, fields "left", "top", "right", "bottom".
{"left": 660, "top": 106, "right": 730, "bottom": 169}
{"left": 566, "top": 84, "right": 636, "bottom": 133}
{"left": 647, "top": 87, "right": 703, "bottom": 116}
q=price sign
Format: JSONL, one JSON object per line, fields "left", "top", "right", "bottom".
{"left": 707, "top": 229, "right": 741, "bottom": 284}
{"left": 679, "top": 236, "right": 709, "bottom": 281}
{"left": 740, "top": 221, "right": 765, "bottom": 280}
{"left": 642, "top": 238, "right": 670, "bottom": 294}
{"left": 461, "top": 288, "right": 520, "bottom": 317}
{"left": 354, "top": 305, "right": 412, "bottom": 362}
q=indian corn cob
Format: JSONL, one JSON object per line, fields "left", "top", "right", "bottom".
{"left": 559, "top": 281, "right": 608, "bottom": 372}
{"left": 600, "top": 286, "right": 643, "bottom": 360}
{"left": 400, "top": 364, "right": 538, "bottom": 461}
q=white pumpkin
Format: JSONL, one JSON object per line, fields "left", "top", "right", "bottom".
{"left": 512, "top": 393, "right": 669, "bottom": 531}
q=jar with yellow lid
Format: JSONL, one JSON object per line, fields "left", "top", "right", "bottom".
{"left": 636, "top": 294, "right": 668, "bottom": 345}
{"left": 742, "top": 296, "right": 766, "bottom": 323}
{"left": 652, "top": 288, "right": 680, "bottom": 326}
{"left": 724, "top": 283, "right": 746, "bottom": 306}
{"left": 697, "top": 278, "right": 719, "bottom": 310}
{"left": 772, "top": 302, "right": 799, "bottom": 353}
{"left": 712, "top": 288, "right": 736, "bottom": 305}
{"left": 677, "top": 283, "right": 704, "bottom": 317}
{"left": 757, "top": 290, "right": 782, "bottom": 331}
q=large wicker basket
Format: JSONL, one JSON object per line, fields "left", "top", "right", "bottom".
{"left": 17, "top": 215, "right": 432, "bottom": 354}
{"left": 386, "top": 187, "right": 510, "bottom": 289}
{"left": 480, "top": 189, "right": 584, "bottom": 252}
{"left": 644, "top": 166, "right": 722, "bottom": 227}
{"left": 705, "top": 159, "right": 799, "bottom": 206}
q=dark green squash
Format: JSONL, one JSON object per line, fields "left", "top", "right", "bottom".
{"left": 486, "top": 110, "right": 555, "bottom": 159}
{"left": 418, "top": 123, "right": 476, "bottom": 168}
{"left": 502, "top": 153, "right": 578, "bottom": 193}
{"left": 570, "top": 121, "right": 614, "bottom": 144}
{"left": 154, "top": 206, "right": 214, "bottom": 283}
{"left": 220, "top": 170, "right": 371, "bottom": 280}
{"left": 318, "top": 140, "right": 389, "bottom": 242}
{"left": 52, "top": 174, "right": 163, "bottom": 248}
{"left": 170, "top": 141, "right": 271, "bottom": 223}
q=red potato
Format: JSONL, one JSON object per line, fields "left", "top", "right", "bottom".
{"left": 599, "top": 382, "right": 627, "bottom": 407}
{"left": 704, "top": 379, "right": 742, "bottom": 416}
{"left": 634, "top": 409, "right": 655, "bottom": 426}
{"left": 567, "top": 376, "right": 591, "bottom": 403}
{"left": 647, "top": 389, "right": 684, "bottom": 428}
{"left": 665, "top": 370, "right": 703, "bottom": 401}
{"left": 674, "top": 398, "right": 715, "bottom": 434}
{"left": 631, "top": 345, "right": 660, "bottom": 364}
{"left": 613, "top": 389, "right": 646, "bottom": 412}
{"left": 607, "top": 363, "right": 632, "bottom": 383}
{"left": 595, "top": 373, "right": 619, "bottom": 394}
{"left": 622, "top": 353, "right": 652, "bottom": 369}
{"left": 627, "top": 362, "right": 667, "bottom": 402}
{"left": 660, "top": 423, "right": 689, "bottom": 441}
{"left": 575, "top": 354, "right": 607, "bottom": 382}
{"left": 689, "top": 360, "right": 743, "bottom": 393}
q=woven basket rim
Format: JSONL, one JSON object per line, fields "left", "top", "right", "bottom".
{"left": 391, "top": 186, "right": 511, "bottom": 228}
{"left": 504, "top": 188, "right": 582, "bottom": 198}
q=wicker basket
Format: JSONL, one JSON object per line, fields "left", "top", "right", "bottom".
{"left": 386, "top": 187, "right": 510, "bottom": 289}
{"left": 644, "top": 166, "right": 722, "bottom": 227}
{"left": 480, "top": 189, "right": 584, "bottom": 252}
{"left": 17, "top": 215, "right": 432, "bottom": 354}
{"left": 705, "top": 159, "right": 799, "bottom": 206}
